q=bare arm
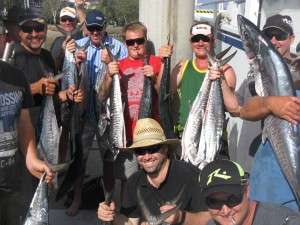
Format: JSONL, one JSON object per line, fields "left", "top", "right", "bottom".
{"left": 240, "top": 95, "right": 300, "bottom": 123}
{"left": 18, "top": 109, "right": 54, "bottom": 182}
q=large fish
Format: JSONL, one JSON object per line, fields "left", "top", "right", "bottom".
{"left": 159, "top": 53, "right": 176, "bottom": 139}
{"left": 238, "top": 15, "right": 300, "bottom": 207}
{"left": 23, "top": 173, "right": 48, "bottom": 225}
{"left": 139, "top": 55, "right": 153, "bottom": 119}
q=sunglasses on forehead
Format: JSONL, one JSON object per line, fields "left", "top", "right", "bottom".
{"left": 191, "top": 34, "right": 211, "bottom": 43}
{"left": 20, "top": 23, "right": 45, "bottom": 33}
{"left": 125, "top": 37, "right": 146, "bottom": 46}
{"left": 134, "top": 144, "right": 162, "bottom": 156}
{"left": 86, "top": 25, "right": 103, "bottom": 32}
{"left": 263, "top": 28, "right": 289, "bottom": 41}
{"left": 206, "top": 192, "right": 243, "bottom": 210}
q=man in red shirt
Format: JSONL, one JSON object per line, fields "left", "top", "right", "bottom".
{"left": 101, "top": 21, "right": 168, "bottom": 144}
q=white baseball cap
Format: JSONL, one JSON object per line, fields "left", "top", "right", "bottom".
{"left": 191, "top": 23, "right": 212, "bottom": 36}
{"left": 60, "top": 7, "right": 76, "bottom": 19}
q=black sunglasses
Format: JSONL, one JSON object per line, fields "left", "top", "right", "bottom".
{"left": 134, "top": 144, "right": 162, "bottom": 156}
{"left": 61, "top": 17, "right": 75, "bottom": 23}
{"left": 263, "top": 28, "right": 289, "bottom": 41}
{"left": 191, "top": 34, "right": 211, "bottom": 43}
{"left": 20, "top": 23, "right": 45, "bottom": 33}
{"left": 125, "top": 37, "right": 146, "bottom": 46}
{"left": 86, "top": 25, "right": 103, "bottom": 32}
{"left": 206, "top": 192, "right": 243, "bottom": 210}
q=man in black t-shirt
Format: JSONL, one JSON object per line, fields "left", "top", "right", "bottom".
{"left": 0, "top": 20, "right": 54, "bottom": 225}
{"left": 97, "top": 118, "right": 211, "bottom": 225}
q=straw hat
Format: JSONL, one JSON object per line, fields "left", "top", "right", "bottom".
{"left": 125, "top": 118, "right": 180, "bottom": 150}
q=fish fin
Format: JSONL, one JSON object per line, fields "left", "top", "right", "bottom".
{"left": 219, "top": 50, "right": 237, "bottom": 66}
{"left": 216, "top": 46, "right": 232, "bottom": 60}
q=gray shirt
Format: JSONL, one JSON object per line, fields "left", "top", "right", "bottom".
{"left": 206, "top": 202, "right": 300, "bottom": 225}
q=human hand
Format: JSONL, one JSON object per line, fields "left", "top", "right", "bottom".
{"left": 66, "top": 39, "right": 76, "bottom": 53}
{"left": 208, "top": 65, "right": 224, "bottom": 81}
{"left": 75, "top": 49, "right": 86, "bottom": 64}
{"left": 97, "top": 201, "right": 116, "bottom": 222}
{"left": 266, "top": 96, "right": 300, "bottom": 124}
{"left": 160, "top": 204, "right": 181, "bottom": 224}
{"left": 39, "top": 77, "right": 56, "bottom": 96}
{"left": 62, "top": 36, "right": 72, "bottom": 51}
{"left": 26, "top": 157, "right": 55, "bottom": 183}
{"left": 142, "top": 65, "right": 154, "bottom": 78}
{"left": 107, "top": 61, "right": 119, "bottom": 77}
{"left": 159, "top": 44, "right": 173, "bottom": 58}
{"left": 101, "top": 48, "right": 112, "bottom": 64}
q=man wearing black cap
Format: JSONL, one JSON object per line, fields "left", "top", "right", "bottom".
{"left": 62, "top": 9, "right": 128, "bottom": 216}
{"left": 200, "top": 159, "right": 300, "bottom": 225}
{"left": 0, "top": 16, "right": 54, "bottom": 225}
{"left": 209, "top": 14, "right": 300, "bottom": 211}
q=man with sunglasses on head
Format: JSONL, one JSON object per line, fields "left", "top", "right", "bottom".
{"left": 98, "top": 118, "right": 210, "bottom": 225}
{"left": 210, "top": 14, "right": 300, "bottom": 211}
{"left": 62, "top": 9, "right": 127, "bottom": 216}
{"left": 200, "top": 159, "right": 300, "bottom": 225}
{"left": 159, "top": 21, "right": 236, "bottom": 138}
{"left": 0, "top": 16, "right": 54, "bottom": 225}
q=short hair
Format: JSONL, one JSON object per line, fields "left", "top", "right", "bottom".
{"left": 122, "top": 21, "right": 147, "bottom": 40}
{"left": 190, "top": 21, "right": 214, "bottom": 36}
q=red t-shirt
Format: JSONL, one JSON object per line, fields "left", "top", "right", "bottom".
{"left": 119, "top": 55, "right": 161, "bottom": 143}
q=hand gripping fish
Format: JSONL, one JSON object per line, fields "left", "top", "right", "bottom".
{"left": 137, "top": 185, "right": 185, "bottom": 225}
{"left": 238, "top": 15, "right": 300, "bottom": 207}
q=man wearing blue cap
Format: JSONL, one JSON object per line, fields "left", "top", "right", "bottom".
{"left": 63, "top": 9, "right": 128, "bottom": 216}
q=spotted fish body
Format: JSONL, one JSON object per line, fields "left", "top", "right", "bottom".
{"left": 238, "top": 15, "right": 300, "bottom": 207}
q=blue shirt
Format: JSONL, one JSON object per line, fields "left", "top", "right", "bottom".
{"left": 63, "top": 35, "right": 127, "bottom": 120}
{"left": 250, "top": 90, "right": 300, "bottom": 211}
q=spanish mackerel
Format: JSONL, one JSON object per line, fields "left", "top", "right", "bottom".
{"left": 139, "top": 55, "right": 153, "bottom": 119}
{"left": 238, "top": 15, "right": 300, "bottom": 207}
{"left": 23, "top": 173, "right": 48, "bottom": 225}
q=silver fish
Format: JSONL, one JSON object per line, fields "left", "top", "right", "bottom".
{"left": 23, "top": 173, "right": 48, "bottom": 225}
{"left": 238, "top": 15, "right": 300, "bottom": 207}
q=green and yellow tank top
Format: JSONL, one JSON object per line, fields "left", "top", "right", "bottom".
{"left": 177, "top": 59, "right": 207, "bottom": 131}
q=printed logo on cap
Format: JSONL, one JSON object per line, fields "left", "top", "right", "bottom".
{"left": 207, "top": 168, "right": 232, "bottom": 185}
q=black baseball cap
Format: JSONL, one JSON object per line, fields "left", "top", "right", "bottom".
{"left": 199, "top": 159, "right": 249, "bottom": 199}
{"left": 18, "top": 9, "right": 46, "bottom": 26}
{"left": 263, "top": 14, "right": 293, "bottom": 35}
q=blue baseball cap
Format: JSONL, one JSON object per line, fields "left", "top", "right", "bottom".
{"left": 85, "top": 10, "right": 106, "bottom": 27}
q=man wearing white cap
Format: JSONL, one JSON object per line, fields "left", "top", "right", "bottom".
{"left": 160, "top": 21, "right": 236, "bottom": 138}
{"left": 50, "top": 6, "right": 82, "bottom": 72}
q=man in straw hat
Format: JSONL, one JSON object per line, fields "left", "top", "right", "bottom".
{"left": 97, "top": 118, "right": 211, "bottom": 225}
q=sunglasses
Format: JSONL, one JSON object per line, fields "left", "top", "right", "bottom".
{"left": 134, "top": 144, "right": 162, "bottom": 156}
{"left": 191, "top": 34, "right": 211, "bottom": 43}
{"left": 206, "top": 193, "right": 243, "bottom": 210}
{"left": 86, "top": 25, "right": 103, "bottom": 32}
{"left": 60, "top": 17, "right": 75, "bottom": 23}
{"left": 125, "top": 37, "right": 146, "bottom": 46}
{"left": 263, "top": 28, "right": 289, "bottom": 41}
{"left": 20, "top": 23, "right": 45, "bottom": 33}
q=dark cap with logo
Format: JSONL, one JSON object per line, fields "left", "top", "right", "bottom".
{"left": 263, "top": 14, "right": 293, "bottom": 35}
{"left": 86, "top": 10, "right": 106, "bottom": 27}
{"left": 199, "top": 159, "right": 248, "bottom": 198}
{"left": 18, "top": 8, "right": 46, "bottom": 26}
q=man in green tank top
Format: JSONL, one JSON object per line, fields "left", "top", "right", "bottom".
{"left": 160, "top": 21, "right": 237, "bottom": 135}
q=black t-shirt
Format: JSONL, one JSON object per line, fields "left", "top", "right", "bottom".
{"left": 0, "top": 61, "right": 33, "bottom": 191}
{"left": 121, "top": 159, "right": 205, "bottom": 219}
{"left": 13, "top": 43, "right": 56, "bottom": 107}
